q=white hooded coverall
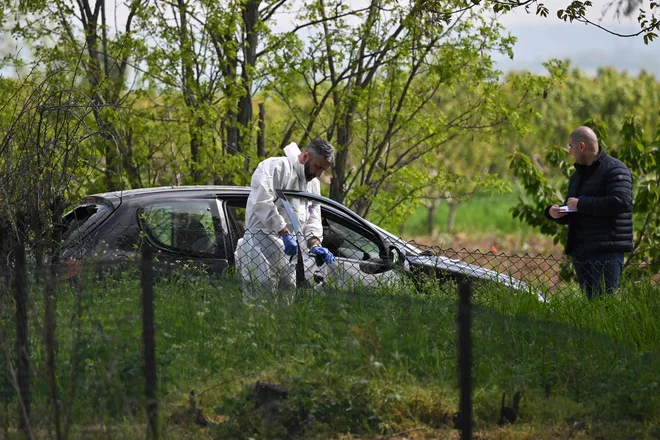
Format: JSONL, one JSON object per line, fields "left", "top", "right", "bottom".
{"left": 235, "top": 143, "right": 323, "bottom": 293}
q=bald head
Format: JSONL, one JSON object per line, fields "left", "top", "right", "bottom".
{"left": 569, "top": 126, "right": 598, "bottom": 152}
{"left": 568, "top": 126, "right": 600, "bottom": 165}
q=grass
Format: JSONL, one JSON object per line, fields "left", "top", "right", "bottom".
{"left": 1, "top": 269, "right": 659, "bottom": 439}
{"left": 404, "top": 192, "right": 538, "bottom": 237}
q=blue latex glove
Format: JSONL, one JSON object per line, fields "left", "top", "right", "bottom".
{"left": 282, "top": 234, "right": 298, "bottom": 256}
{"left": 311, "top": 246, "right": 336, "bottom": 264}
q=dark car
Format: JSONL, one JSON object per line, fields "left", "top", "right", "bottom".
{"left": 60, "top": 186, "right": 544, "bottom": 300}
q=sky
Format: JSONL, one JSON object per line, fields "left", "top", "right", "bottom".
{"left": 2, "top": 0, "right": 659, "bottom": 78}
{"left": 494, "top": 22, "right": 660, "bottom": 77}
{"left": 491, "top": 0, "right": 660, "bottom": 76}
{"left": 269, "top": 0, "right": 660, "bottom": 77}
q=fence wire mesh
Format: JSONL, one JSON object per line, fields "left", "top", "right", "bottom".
{"left": 56, "top": 220, "right": 660, "bottom": 302}
{"left": 1, "top": 222, "right": 659, "bottom": 439}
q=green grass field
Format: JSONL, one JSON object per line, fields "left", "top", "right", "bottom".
{"left": 3, "top": 269, "right": 659, "bottom": 439}
{"left": 404, "top": 192, "right": 538, "bottom": 237}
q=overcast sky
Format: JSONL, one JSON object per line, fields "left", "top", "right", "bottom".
{"left": 2, "top": 0, "right": 659, "bottom": 78}
{"left": 271, "top": 0, "right": 660, "bottom": 77}
{"left": 488, "top": 0, "right": 660, "bottom": 76}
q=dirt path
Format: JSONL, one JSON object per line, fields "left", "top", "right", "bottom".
{"left": 404, "top": 232, "right": 564, "bottom": 259}
{"left": 403, "top": 232, "right": 568, "bottom": 289}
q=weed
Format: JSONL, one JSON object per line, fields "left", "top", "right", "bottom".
{"left": 1, "top": 269, "right": 658, "bottom": 438}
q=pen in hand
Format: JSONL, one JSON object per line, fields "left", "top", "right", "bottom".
{"left": 566, "top": 196, "right": 582, "bottom": 211}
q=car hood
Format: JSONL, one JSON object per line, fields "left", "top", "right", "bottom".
{"left": 405, "top": 254, "right": 547, "bottom": 302}
{"left": 367, "top": 222, "right": 546, "bottom": 302}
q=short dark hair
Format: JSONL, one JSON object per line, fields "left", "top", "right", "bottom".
{"left": 303, "top": 138, "right": 335, "bottom": 166}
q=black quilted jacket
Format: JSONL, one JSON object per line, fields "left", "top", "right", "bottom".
{"left": 545, "top": 147, "right": 633, "bottom": 255}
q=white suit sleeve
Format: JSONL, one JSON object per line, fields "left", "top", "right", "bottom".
{"left": 303, "top": 180, "right": 323, "bottom": 242}
{"left": 250, "top": 159, "right": 288, "bottom": 233}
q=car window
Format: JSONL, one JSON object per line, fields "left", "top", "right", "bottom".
{"left": 369, "top": 222, "right": 423, "bottom": 256}
{"left": 62, "top": 202, "right": 114, "bottom": 244}
{"left": 322, "top": 216, "right": 381, "bottom": 260}
{"left": 223, "top": 199, "right": 248, "bottom": 256}
{"left": 226, "top": 205, "right": 246, "bottom": 237}
{"left": 141, "top": 201, "right": 219, "bottom": 256}
{"left": 276, "top": 193, "right": 382, "bottom": 260}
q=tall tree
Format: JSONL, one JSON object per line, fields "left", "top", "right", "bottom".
{"left": 267, "top": 0, "right": 561, "bottom": 219}
{"left": 142, "top": 0, "right": 292, "bottom": 183}
{"left": 0, "top": 70, "right": 103, "bottom": 438}
{"left": 1, "top": 0, "right": 151, "bottom": 191}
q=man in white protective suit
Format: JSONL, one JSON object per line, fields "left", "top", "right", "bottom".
{"left": 235, "top": 138, "right": 337, "bottom": 295}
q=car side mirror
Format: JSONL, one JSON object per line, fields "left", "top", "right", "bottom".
{"left": 388, "top": 246, "right": 405, "bottom": 267}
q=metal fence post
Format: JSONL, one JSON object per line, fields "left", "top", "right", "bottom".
{"left": 458, "top": 280, "right": 473, "bottom": 440}
{"left": 13, "top": 234, "right": 31, "bottom": 437}
{"left": 141, "top": 246, "right": 158, "bottom": 440}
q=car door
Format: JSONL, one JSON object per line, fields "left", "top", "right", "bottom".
{"left": 138, "top": 197, "right": 231, "bottom": 276}
{"left": 222, "top": 196, "right": 249, "bottom": 266}
{"left": 280, "top": 193, "right": 404, "bottom": 290}
{"left": 319, "top": 206, "right": 405, "bottom": 289}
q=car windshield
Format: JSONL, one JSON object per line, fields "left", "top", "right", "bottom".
{"left": 367, "top": 222, "right": 423, "bottom": 256}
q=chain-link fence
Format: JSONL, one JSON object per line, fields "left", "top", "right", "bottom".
{"left": 1, "top": 224, "right": 659, "bottom": 439}
{"left": 57, "top": 219, "right": 660, "bottom": 302}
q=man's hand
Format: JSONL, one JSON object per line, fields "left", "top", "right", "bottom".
{"left": 548, "top": 204, "right": 568, "bottom": 219}
{"left": 282, "top": 234, "right": 298, "bottom": 256}
{"left": 567, "top": 197, "right": 580, "bottom": 211}
{"left": 310, "top": 246, "right": 335, "bottom": 264}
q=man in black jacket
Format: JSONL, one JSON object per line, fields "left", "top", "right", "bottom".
{"left": 545, "top": 126, "right": 633, "bottom": 299}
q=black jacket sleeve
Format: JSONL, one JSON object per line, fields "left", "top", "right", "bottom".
{"left": 578, "top": 165, "right": 633, "bottom": 217}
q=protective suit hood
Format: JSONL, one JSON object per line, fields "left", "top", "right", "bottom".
{"left": 283, "top": 142, "right": 308, "bottom": 188}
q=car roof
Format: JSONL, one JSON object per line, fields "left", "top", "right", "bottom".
{"left": 82, "top": 186, "right": 363, "bottom": 222}
{"left": 85, "top": 186, "right": 253, "bottom": 207}
{"left": 92, "top": 185, "right": 252, "bottom": 198}
{"left": 84, "top": 185, "right": 368, "bottom": 227}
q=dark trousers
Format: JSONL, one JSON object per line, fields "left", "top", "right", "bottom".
{"left": 572, "top": 251, "right": 625, "bottom": 299}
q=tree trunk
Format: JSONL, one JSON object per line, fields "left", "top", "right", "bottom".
{"left": 447, "top": 200, "right": 457, "bottom": 233}
{"left": 329, "top": 113, "right": 351, "bottom": 204}
{"left": 226, "top": 110, "right": 239, "bottom": 155}
{"left": 219, "top": 40, "right": 239, "bottom": 155}
{"left": 427, "top": 199, "right": 438, "bottom": 236}
{"left": 177, "top": 0, "right": 204, "bottom": 184}
{"left": 121, "top": 128, "right": 144, "bottom": 188}
{"left": 237, "top": 0, "right": 260, "bottom": 165}
{"left": 278, "top": 120, "right": 297, "bottom": 151}
{"left": 189, "top": 115, "right": 204, "bottom": 184}
{"left": 237, "top": 90, "right": 253, "bottom": 157}
{"left": 102, "top": 136, "right": 122, "bottom": 191}
{"left": 81, "top": 0, "right": 129, "bottom": 192}
{"left": 45, "top": 202, "right": 63, "bottom": 440}
{"left": 13, "top": 230, "right": 30, "bottom": 436}
{"left": 329, "top": 148, "right": 349, "bottom": 205}
{"left": 0, "top": 214, "right": 9, "bottom": 289}
{"left": 92, "top": 71, "right": 122, "bottom": 192}
{"left": 257, "top": 102, "right": 266, "bottom": 157}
